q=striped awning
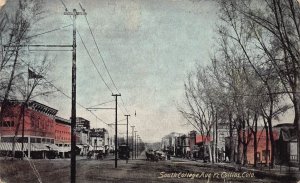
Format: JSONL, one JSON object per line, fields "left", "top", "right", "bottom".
{"left": 0, "top": 142, "right": 28, "bottom": 151}
{"left": 0, "top": 142, "right": 71, "bottom": 152}
{"left": 45, "top": 144, "right": 60, "bottom": 151}
{"left": 31, "top": 143, "right": 48, "bottom": 151}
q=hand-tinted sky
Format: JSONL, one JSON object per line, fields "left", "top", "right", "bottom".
{"left": 6, "top": 0, "right": 219, "bottom": 142}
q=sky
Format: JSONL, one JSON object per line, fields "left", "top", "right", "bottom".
{"left": 4, "top": 0, "right": 221, "bottom": 142}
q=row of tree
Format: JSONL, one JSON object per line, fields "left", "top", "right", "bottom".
{"left": 180, "top": 0, "right": 300, "bottom": 168}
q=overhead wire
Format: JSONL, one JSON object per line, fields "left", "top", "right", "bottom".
{"left": 81, "top": 6, "right": 130, "bottom": 115}
{"left": 25, "top": 24, "right": 72, "bottom": 41}
{"left": 58, "top": 0, "right": 139, "bottom": 134}
{"left": 87, "top": 100, "right": 114, "bottom": 108}
{"left": 19, "top": 58, "right": 112, "bottom": 127}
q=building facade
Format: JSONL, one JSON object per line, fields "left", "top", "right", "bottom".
{"left": 89, "top": 128, "right": 109, "bottom": 153}
{"left": 75, "top": 117, "right": 90, "bottom": 155}
{"left": 55, "top": 116, "right": 71, "bottom": 158}
{"left": 0, "top": 100, "right": 58, "bottom": 158}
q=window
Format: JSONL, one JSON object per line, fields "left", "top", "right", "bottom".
{"left": 262, "top": 150, "right": 270, "bottom": 160}
{"left": 0, "top": 121, "right": 14, "bottom": 127}
{"left": 30, "top": 138, "right": 36, "bottom": 143}
{"left": 17, "top": 137, "right": 28, "bottom": 143}
{"left": 37, "top": 138, "right": 41, "bottom": 143}
{"left": 1, "top": 137, "right": 14, "bottom": 142}
{"left": 256, "top": 152, "right": 261, "bottom": 162}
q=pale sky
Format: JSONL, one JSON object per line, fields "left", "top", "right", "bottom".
{"left": 5, "top": 0, "right": 220, "bottom": 142}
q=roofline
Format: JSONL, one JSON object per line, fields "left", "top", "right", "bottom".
{"left": 55, "top": 116, "right": 71, "bottom": 125}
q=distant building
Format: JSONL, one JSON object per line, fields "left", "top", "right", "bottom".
{"left": 89, "top": 128, "right": 109, "bottom": 153}
{"left": 75, "top": 117, "right": 90, "bottom": 155}
{"left": 76, "top": 117, "right": 90, "bottom": 130}
{"left": 176, "top": 134, "right": 189, "bottom": 158}
{"left": 217, "top": 121, "right": 231, "bottom": 151}
{"left": 274, "top": 123, "right": 298, "bottom": 165}
{"left": 161, "top": 132, "right": 182, "bottom": 155}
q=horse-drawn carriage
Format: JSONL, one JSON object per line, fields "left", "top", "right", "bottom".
{"left": 146, "top": 149, "right": 165, "bottom": 162}
{"left": 87, "top": 150, "right": 104, "bottom": 160}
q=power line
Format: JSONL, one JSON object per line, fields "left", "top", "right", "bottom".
{"left": 80, "top": 5, "right": 130, "bottom": 115}
{"left": 58, "top": 0, "right": 133, "bottom": 127}
{"left": 20, "top": 59, "right": 111, "bottom": 126}
{"left": 76, "top": 30, "right": 114, "bottom": 93}
{"left": 59, "top": 0, "right": 68, "bottom": 11}
{"left": 25, "top": 24, "right": 72, "bottom": 40}
{"left": 87, "top": 100, "right": 114, "bottom": 108}
{"left": 81, "top": 5, "right": 119, "bottom": 93}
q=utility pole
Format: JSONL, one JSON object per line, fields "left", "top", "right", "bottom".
{"left": 112, "top": 94, "right": 121, "bottom": 168}
{"left": 131, "top": 126, "right": 135, "bottom": 160}
{"left": 125, "top": 114, "right": 130, "bottom": 163}
{"left": 137, "top": 136, "right": 139, "bottom": 158}
{"left": 64, "top": 8, "right": 86, "bottom": 183}
{"left": 134, "top": 131, "right": 137, "bottom": 159}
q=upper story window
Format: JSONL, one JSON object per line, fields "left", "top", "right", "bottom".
{"left": 0, "top": 121, "right": 15, "bottom": 127}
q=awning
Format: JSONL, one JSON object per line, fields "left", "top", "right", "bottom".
{"left": 76, "top": 145, "right": 83, "bottom": 149}
{"left": 196, "top": 135, "right": 211, "bottom": 144}
{"left": 31, "top": 143, "right": 48, "bottom": 151}
{"left": 45, "top": 144, "right": 60, "bottom": 151}
{"left": 59, "top": 146, "right": 71, "bottom": 152}
{"left": 0, "top": 142, "right": 28, "bottom": 151}
{"left": 92, "top": 146, "right": 104, "bottom": 151}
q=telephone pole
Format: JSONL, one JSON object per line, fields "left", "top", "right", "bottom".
{"left": 64, "top": 8, "right": 86, "bottom": 183}
{"left": 134, "top": 131, "right": 137, "bottom": 159}
{"left": 137, "top": 135, "right": 139, "bottom": 158}
{"left": 125, "top": 114, "right": 130, "bottom": 163}
{"left": 131, "top": 126, "right": 135, "bottom": 160}
{"left": 112, "top": 94, "right": 121, "bottom": 168}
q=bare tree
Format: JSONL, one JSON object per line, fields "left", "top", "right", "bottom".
{"left": 217, "top": 0, "right": 300, "bottom": 169}
{"left": 216, "top": 0, "right": 291, "bottom": 167}
{"left": 179, "top": 67, "right": 219, "bottom": 163}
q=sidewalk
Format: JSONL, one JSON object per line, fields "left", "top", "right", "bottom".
{"left": 171, "top": 157, "right": 300, "bottom": 182}
{"left": 206, "top": 162, "right": 300, "bottom": 182}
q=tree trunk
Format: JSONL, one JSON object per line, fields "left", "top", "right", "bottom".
{"left": 0, "top": 50, "right": 19, "bottom": 122}
{"left": 293, "top": 90, "right": 300, "bottom": 170}
{"left": 253, "top": 115, "right": 258, "bottom": 168}
{"left": 229, "top": 113, "right": 234, "bottom": 162}
{"left": 265, "top": 120, "right": 269, "bottom": 165}
{"left": 207, "top": 142, "right": 213, "bottom": 163}
{"left": 242, "top": 119, "right": 247, "bottom": 165}
{"left": 237, "top": 128, "right": 241, "bottom": 164}
{"left": 267, "top": 117, "right": 275, "bottom": 168}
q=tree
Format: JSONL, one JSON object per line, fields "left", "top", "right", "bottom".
{"left": 217, "top": 0, "right": 290, "bottom": 167}
{"left": 179, "top": 67, "right": 219, "bottom": 163}
{"left": 0, "top": 0, "right": 56, "bottom": 159}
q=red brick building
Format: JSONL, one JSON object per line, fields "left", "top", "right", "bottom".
{"left": 0, "top": 100, "right": 57, "bottom": 142}
{"left": 0, "top": 100, "right": 58, "bottom": 158}
{"left": 55, "top": 116, "right": 71, "bottom": 145}
{"left": 54, "top": 116, "right": 71, "bottom": 158}
{"left": 243, "top": 129, "right": 279, "bottom": 164}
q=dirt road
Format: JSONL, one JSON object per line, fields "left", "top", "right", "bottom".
{"left": 0, "top": 155, "right": 297, "bottom": 183}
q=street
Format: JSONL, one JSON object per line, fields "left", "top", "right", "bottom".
{"left": 0, "top": 153, "right": 296, "bottom": 183}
